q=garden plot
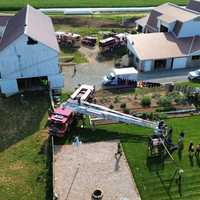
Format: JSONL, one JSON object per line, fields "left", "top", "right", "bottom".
{"left": 95, "top": 87, "right": 195, "bottom": 115}
{"left": 54, "top": 141, "right": 141, "bottom": 200}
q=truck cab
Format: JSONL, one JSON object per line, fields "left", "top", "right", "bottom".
{"left": 103, "top": 72, "right": 117, "bottom": 85}
{"left": 48, "top": 107, "right": 74, "bottom": 137}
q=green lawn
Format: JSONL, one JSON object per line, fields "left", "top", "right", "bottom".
{"left": 0, "top": 0, "right": 187, "bottom": 11}
{"left": 60, "top": 46, "right": 87, "bottom": 64}
{"left": 0, "top": 93, "right": 50, "bottom": 200}
{"left": 71, "top": 116, "right": 200, "bottom": 200}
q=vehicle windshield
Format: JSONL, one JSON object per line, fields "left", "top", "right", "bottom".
{"left": 107, "top": 73, "right": 115, "bottom": 80}
{"left": 49, "top": 121, "right": 65, "bottom": 129}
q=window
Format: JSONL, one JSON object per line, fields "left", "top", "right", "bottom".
{"left": 192, "top": 55, "right": 200, "bottom": 60}
{"left": 135, "top": 57, "right": 139, "bottom": 63}
{"left": 27, "top": 37, "right": 38, "bottom": 45}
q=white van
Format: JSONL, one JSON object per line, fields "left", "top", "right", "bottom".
{"left": 103, "top": 67, "right": 138, "bottom": 85}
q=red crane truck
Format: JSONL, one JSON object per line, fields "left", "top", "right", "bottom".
{"left": 48, "top": 85, "right": 95, "bottom": 137}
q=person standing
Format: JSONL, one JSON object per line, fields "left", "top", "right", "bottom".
{"left": 188, "top": 141, "right": 195, "bottom": 166}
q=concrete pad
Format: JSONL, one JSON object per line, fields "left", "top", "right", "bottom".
{"left": 54, "top": 141, "right": 141, "bottom": 200}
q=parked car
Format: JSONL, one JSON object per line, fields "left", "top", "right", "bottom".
{"left": 188, "top": 69, "right": 200, "bottom": 81}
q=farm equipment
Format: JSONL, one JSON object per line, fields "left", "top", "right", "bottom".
{"left": 99, "top": 33, "right": 127, "bottom": 53}
{"left": 81, "top": 36, "right": 97, "bottom": 47}
{"left": 56, "top": 31, "right": 81, "bottom": 48}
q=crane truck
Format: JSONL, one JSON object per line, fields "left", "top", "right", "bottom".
{"left": 48, "top": 84, "right": 159, "bottom": 137}
{"left": 48, "top": 85, "right": 95, "bottom": 137}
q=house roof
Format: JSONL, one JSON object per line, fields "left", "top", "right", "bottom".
{"left": 186, "top": 0, "right": 200, "bottom": 13}
{"left": 0, "top": 5, "right": 59, "bottom": 52}
{"left": 0, "top": 16, "right": 12, "bottom": 26}
{"left": 135, "top": 15, "right": 149, "bottom": 27}
{"left": 155, "top": 3, "right": 199, "bottom": 22}
{"left": 143, "top": 2, "right": 200, "bottom": 32}
{"left": 128, "top": 32, "right": 200, "bottom": 60}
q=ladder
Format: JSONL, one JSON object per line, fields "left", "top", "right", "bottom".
{"left": 63, "top": 99, "right": 158, "bottom": 129}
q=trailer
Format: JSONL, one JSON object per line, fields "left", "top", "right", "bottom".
{"left": 99, "top": 33, "right": 127, "bottom": 53}
{"left": 81, "top": 36, "right": 97, "bottom": 47}
{"left": 56, "top": 31, "right": 81, "bottom": 48}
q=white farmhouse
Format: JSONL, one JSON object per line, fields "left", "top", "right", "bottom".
{"left": 0, "top": 5, "right": 64, "bottom": 96}
{"left": 127, "top": 0, "right": 200, "bottom": 72}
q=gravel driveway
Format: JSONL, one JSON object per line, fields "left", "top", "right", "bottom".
{"left": 62, "top": 63, "right": 195, "bottom": 91}
{"left": 62, "top": 62, "right": 114, "bottom": 91}
{"left": 54, "top": 141, "right": 141, "bottom": 200}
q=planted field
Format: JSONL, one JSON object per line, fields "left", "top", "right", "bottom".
{"left": 0, "top": 0, "right": 187, "bottom": 11}
{"left": 0, "top": 93, "right": 50, "bottom": 200}
{"left": 71, "top": 115, "right": 200, "bottom": 200}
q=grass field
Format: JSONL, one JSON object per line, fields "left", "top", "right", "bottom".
{"left": 0, "top": 93, "right": 50, "bottom": 200}
{"left": 70, "top": 115, "right": 200, "bottom": 200}
{"left": 0, "top": 0, "right": 187, "bottom": 11}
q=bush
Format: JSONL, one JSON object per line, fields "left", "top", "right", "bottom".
{"left": 109, "top": 104, "right": 114, "bottom": 109}
{"left": 120, "top": 103, "right": 126, "bottom": 108}
{"left": 141, "top": 96, "right": 151, "bottom": 107}
{"left": 114, "top": 96, "right": 120, "bottom": 103}
{"left": 168, "top": 91, "right": 187, "bottom": 105}
{"left": 123, "top": 108, "right": 130, "bottom": 114}
{"left": 174, "top": 95, "right": 187, "bottom": 105}
{"left": 158, "top": 96, "right": 172, "bottom": 107}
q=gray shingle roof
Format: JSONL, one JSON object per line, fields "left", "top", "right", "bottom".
{"left": 0, "top": 5, "right": 59, "bottom": 52}
{"left": 187, "top": 0, "right": 200, "bottom": 13}
{"left": 0, "top": 15, "right": 12, "bottom": 26}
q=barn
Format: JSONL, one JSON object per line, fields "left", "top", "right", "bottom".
{"left": 0, "top": 5, "right": 64, "bottom": 96}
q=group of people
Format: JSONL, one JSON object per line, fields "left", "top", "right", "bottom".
{"left": 116, "top": 78, "right": 161, "bottom": 88}
{"left": 188, "top": 142, "right": 200, "bottom": 159}
{"left": 117, "top": 78, "right": 137, "bottom": 87}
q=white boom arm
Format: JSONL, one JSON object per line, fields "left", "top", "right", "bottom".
{"left": 63, "top": 99, "right": 158, "bottom": 129}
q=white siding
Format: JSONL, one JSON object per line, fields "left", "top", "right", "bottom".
{"left": 143, "top": 60, "right": 152, "bottom": 72}
{"left": 0, "top": 34, "right": 63, "bottom": 95}
{"left": 173, "top": 57, "right": 187, "bottom": 69}
{"left": 0, "top": 34, "right": 59, "bottom": 79}
{"left": 178, "top": 20, "right": 200, "bottom": 38}
{"left": 127, "top": 38, "right": 139, "bottom": 58}
{"left": 0, "top": 79, "right": 18, "bottom": 96}
{"left": 48, "top": 74, "right": 64, "bottom": 89}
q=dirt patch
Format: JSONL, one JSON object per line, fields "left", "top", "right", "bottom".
{"left": 52, "top": 16, "right": 125, "bottom": 28}
{"left": 54, "top": 141, "right": 141, "bottom": 200}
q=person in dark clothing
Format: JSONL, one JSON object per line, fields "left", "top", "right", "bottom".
{"left": 188, "top": 141, "right": 195, "bottom": 166}
{"left": 195, "top": 144, "right": 200, "bottom": 158}
{"left": 115, "top": 142, "right": 122, "bottom": 160}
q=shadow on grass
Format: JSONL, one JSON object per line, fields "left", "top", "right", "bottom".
{"left": 54, "top": 125, "right": 150, "bottom": 146}
{"left": 60, "top": 46, "right": 80, "bottom": 54}
{"left": 0, "top": 91, "right": 50, "bottom": 152}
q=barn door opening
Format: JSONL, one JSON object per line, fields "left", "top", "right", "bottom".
{"left": 154, "top": 59, "right": 167, "bottom": 70}
{"left": 17, "top": 76, "right": 49, "bottom": 92}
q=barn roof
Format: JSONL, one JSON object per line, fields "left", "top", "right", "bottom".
{"left": 186, "top": 0, "right": 200, "bottom": 13}
{"left": 0, "top": 15, "right": 12, "bottom": 26}
{"left": 0, "top": 5, "right": 59, "bottom": 52}
{"left": 128, "top": 32, "right": 200, "bottom": 60}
